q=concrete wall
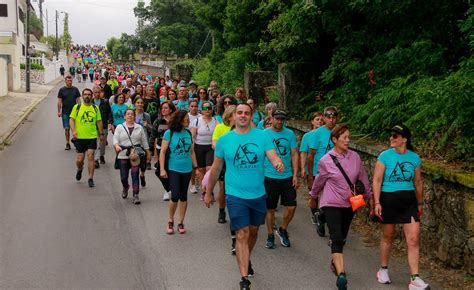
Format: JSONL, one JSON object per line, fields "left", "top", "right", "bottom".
{"left": 287, "top": 120, "right": 474, "bottom": 275}
{"left": 0, "top": 58, "right": 7, "bottom": 96}
{"left": 244, "top": 71, "right": 276, "bottom": 105}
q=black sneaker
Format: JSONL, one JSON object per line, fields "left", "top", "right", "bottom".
{"left": 218, "top": 209, "right": 226, "bottom": 223}
{"left": 248, "top": 261, "right": 254, "bottom": 277}
{"left": 122, "top": 186, "right": 129, "bottom": 199}
{"left": 140, "top": 176, "right": 146, "bottom": 187}
{"left": 239, "top": 277, "right": 251, "bottom": 290}
{"left": 275, "top": 227, "right": 291, "bottom": 247}
{"left": 132, "top": 195, "right": 141, "bottom": 205}
{"left": 336, "top": 273, "right": 348, "bottom": 290}
{"left": 65, "top": 143, "right": 71, "bottom": 150}
{"left": 314, "top": 210, "right": 326, "bottom": 237}
{"left": 231, "top": 238, "right": 236, "bottom": 255}
{"left": 75, "top": 169, "right": 83, "bottom": 181}
{"left": 265, "top": 234, "right": 276, "bottom": 249}
{"left": 100, "top": 156, "right": 106, "bottom": 164}
{"left": 88, "top": 178, "right": 95, "bottom": 187}
{"left": 94, "top": 160, "right": 100, "bottom": 169}
{"left": 146, "top": 162, "right": 151, "bottom": 170}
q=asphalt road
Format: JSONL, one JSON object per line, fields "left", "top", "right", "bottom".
{"left": 0, "top": 81, "right": 434, "bottom": 289}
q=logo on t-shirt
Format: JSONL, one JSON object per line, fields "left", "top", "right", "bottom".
{"left": 114, "top": 109, "right": 125, "bottom": 120}
{"left": 173, "top": 138, "right": 191, "bottom": 155}
{"left": 273, "top": 138, "right": 289, "bottom": 156}
{"left": 146, "top": 102, "right": 158, "bottom": 116}
{"left": 80, "top": 111, "right": 95, "bottom": 124}
{"left": 325, "top": 140, "right": 333, "bottom": 154}
{"left": 388, "top": 161, "right": 415, "bottom": 182}
{"left": 233, "top": 143, "right": 259, "bottom": 168}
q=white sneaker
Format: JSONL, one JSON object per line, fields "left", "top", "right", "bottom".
{"left": 163, "top": 191, "right": 170, "bottom": 201}
{"left": 409, "top": 276, "right": 430, "bottom": 290}
{"left": 189, "top": 184, "right": 197, "bottom": 194}
{"left": 376, "top": 268, "right": 391, "bottom": 284}
{"left": 195, "top": 185, "right": 201, "bottom": 194}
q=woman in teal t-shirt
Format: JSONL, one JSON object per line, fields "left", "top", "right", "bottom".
{"left": 159, "top": 110, "right": 198, "bottom": 235}
{"left": 372, "top": 124, "right": 429, "bottom": 289}
{"left": 111, "top": 93, "right": 129, "bottom": 128}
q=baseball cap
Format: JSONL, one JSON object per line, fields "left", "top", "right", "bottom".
{"left": 189, "top": 80, "right": 197, "bottom": 86}
{"left": 387, "top": 124, "right": 411, "bottom": 138}
{"left": 273, "top": 110, "right": 287, "bottom": 119}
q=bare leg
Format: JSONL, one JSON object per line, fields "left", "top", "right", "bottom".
{"left": 235, "top": 227, "right": 250, "bottom": 277}
{"left": 168, "top": 201, "right": 178, "bottom": 221}
{"left": 380, "top": 224, "right": 396, "bottom": 267}
{"left": 403, "top": 218, "right": 420, "bottom": 275}
{"left": 218, "top": 180, "right": 226, "bottom": 209}
{"left": 281, "top": 206, "right": 296, "bottom": 230}
{"left": 248, "top": 225, "right": 259, "bottom": 254}
{"left": 87, "top": 149, "right": 95, "bottom": 178}
{"left": 76, "top": 153, "right": 85, "bottom": 170}
{"left": 65, "top": 129, "right": 70, "bottom": 143}
{"left": 266, "top": 209, "right": 275, "bottom": 235}
{"left": 332, "top": 253, "right": 345, "bottom": 274}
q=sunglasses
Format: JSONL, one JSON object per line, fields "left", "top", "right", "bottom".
{"left": 199, "top": 92, "right": 207, "bottom": 94}
{"left": 224, "top": 101, "right": 232, "bottom": 104}
{"left": 324, "top": 112, "right": 338, "bottom": 118}
{"left": 202, "top": 106, "right": 212, "bottom": 111}
{"left": 390, "top": 133, "right": 400, "bottom": 139}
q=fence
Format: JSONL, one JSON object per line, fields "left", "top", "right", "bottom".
{"left": 20, "top": 51, "right": 68, "bottom": 84}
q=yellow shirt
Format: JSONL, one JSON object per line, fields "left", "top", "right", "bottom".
{"left": 212, "top": 123, "right": 231, "bottom": 142}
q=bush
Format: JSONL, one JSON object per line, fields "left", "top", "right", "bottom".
{"left": 20, "top": 63, "right": 45, "bottom": 70}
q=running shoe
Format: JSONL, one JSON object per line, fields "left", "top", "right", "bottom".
{"left": 314, "top": 210, "right": 326, "bottom": 237}
{"left": 239, "top": 277, "right": 251, "bottom": 290}
{"left": 231, "top": 238, "right": 236, "bottom": 255}
{"left": 140, "top": 176, "right": 146, "bottom": 187}
{"left": 409, "top": 276, "right": 430, "bottom": 290}
{"left": 94, "top": 160, "right": 100, "bottom": 169}
{"left": 275, "top": 227, "right": 291, "bottom": 247}
{"left": 132, "top": 195, "right": 141, "bottom": 205}
{"left": 376, "top": 268, "right": 391, "bottom": 284}
{"left": 311, "top": 212, "right": 317, "bottom": 225}
{"left": 218, "top": 209, "right": 226, "bottom": 223}
{"left": 65, "top": 143, "right": 71, "bottom": 150}
{"left": 248, "top": 261, "right": 254, "bottom": 277}
{"left": 122, "top": 185, "right": 129, "bottom": 199}
{"left": 75, "top": 169, "right": 83, "bottom": 181}
{"left": 163, "top": 191, "right": 170, "bottom": 201}
{"left": 195, "top": 185, "right": 202, "bottom": 194}
{"left": 336, "top": 273, "right": 348, "bottom": 290}
{"left": 88, "top": 178, "right": 95, "bottom": 188}
{"left": 100, "top": 156, "right": 106, "bottom": 164}
{"left": 265, "top": 234, "right": 276, "bottom": 249}
{"left": 189, "top": 184, "right": 197, "bottom": 194}
{"left": 166, "top": 221, "right": 174, "bottom": 234}
{"left": 177, "top": 223, "right": 186, "bottom": 234}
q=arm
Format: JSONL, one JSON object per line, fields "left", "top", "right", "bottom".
{"left": 204, "top": 156, "right": 224, "bottom": 207}
{"left": 307, "top": 148, "right": 316, "bottom": 189}
{"left": 159, "top": 139, "right": 169, "bottom": 178}
{"left": 372, "top": 160, "right": 385, "bottom": 218}
{"left": 57, "top": 98, "right": 62, "bottom": 117}
{"left": 265, "top": 149, "right": 284, "bottom": 173}
{"left": 300, "top": 152, "right": 307, "bottom": 178}
{"left": 414, "top": 167, "right": 424, "bottom": 216}
{"left": 291, "top": 148, "right": 299, "bottom": 189}
{"left": 190, "top": 127, "right": 197, "bottom": 143}
{"left": 190, "top": 144, "right": 199, "bottom": 170}
{"left": 69, "top": 114, "right": 77, "bottom": 139}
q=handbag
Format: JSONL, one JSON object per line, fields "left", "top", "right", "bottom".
{"left": 114, "top": 153, "right": 120, "bottom": 169}
{"left": 122, "top": 125, "right": 146, "bottom": 166}
{"left": 329, "top": 154, "right": 366, "bottom": 212}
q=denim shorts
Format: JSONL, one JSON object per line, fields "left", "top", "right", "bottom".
{"left": 226, "top": 194, "right": 267, "bottom": 231}
{"left": 62, "top": 113, "right": 70, "bottom": 129}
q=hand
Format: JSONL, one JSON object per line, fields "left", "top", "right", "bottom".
{"left": 160, "top": 170, "right": 168, "bottom": 179}
{"left": 308, "top": 197, "right": 317, "bottom": 209}
{"left": 300, "top": 168, "right": 306, "bottom": 178}
{"left": 274, "top": 161, "right": 284, "bottom": 173}
{"left": 99, "top": 135, "right": 106, "bottom": 144}
{"left": 374, "top": 203, "right": 382, "bottom": 219}
{"left": 418, "top": 204, "right": 423, "bottom": 218}
{"left": 204, "top": 192, "right": 214, "bottom": 208}
{"left": 72, "top": 132, "right": 78, "bottom": 139}
{"left": 292, "top": 175, "right": 299, "bottom": 190}
{"left": 307, "top": 176, "right": 314, "bottom": 191}
{"left": 114, "top": 144, "right": 122, "bottom": 153}
{"left": 57, "top": 112, "right": 61, "bottom": 117}
{"left": 108, "top": 124, "right": 115, "bottom": 133}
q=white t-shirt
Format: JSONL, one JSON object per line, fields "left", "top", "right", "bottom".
{"left": 188, "top": 113, "right": 201, "bottom": 129}
{"left": 189, "top": 116, "right": 217, "bottom": 145}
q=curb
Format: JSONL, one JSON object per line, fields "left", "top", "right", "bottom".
{"left": 0, "top": 78, "right": 63, "bottom": 150}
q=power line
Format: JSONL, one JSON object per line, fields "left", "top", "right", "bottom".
{"left": 193, "top": 30, "right": 211, "bottom": 59}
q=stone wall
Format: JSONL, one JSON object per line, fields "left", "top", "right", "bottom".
{"left": 244, "top": 71, "right": 276, "bottom": 104}
{"left": 175, "top": 64, "right": 193, "bottom": 81}
{"left": 20, "top": 69, "right": 45, "bottom": 84}
{"left": 287, "top": 120, "right": 474, "bottom": 275}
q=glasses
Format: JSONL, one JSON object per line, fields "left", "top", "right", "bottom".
{"left": 224, "top": 101, "right": 232, "bottom": 104}
{"left": 202, "top": 106, "right": 212, "bottom": 111}
{"left": 199, "top": 92, "right": 207, "bottom": 94}
{"left": 324, "top": 112, "right": 338, "bottom": 118}
{"left": 390, "top": 133, "right": 400, "bottom": 139}
{"left": 83, "top": 93, "right": 92, "bottom": 96}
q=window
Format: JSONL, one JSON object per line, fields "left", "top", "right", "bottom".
{"left": 18, "top": 7, "right": 24, "bottom": 23}
{"left": 0, "top": 4, "right": 7, "bottom": 17}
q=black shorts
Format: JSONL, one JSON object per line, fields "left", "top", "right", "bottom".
{"left": 264, "top": 177, "right": 297, "bottom": 209}
{"left": 74, "top": 138, "right": 97, "bottom": 153}
{"left": 380, "top": 190, "right": 419, "bottom": 224}
{"left": 194, "top": 144, "right": 214, "bottom": 168}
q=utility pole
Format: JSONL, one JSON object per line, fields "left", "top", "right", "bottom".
{"left": 26, "top": 0, "right": 31, "bottom": 92}
{"left": 38, "top": 0, "right": 43, "bottom": 25}
{"left": 55, "top": 10, "right": 59, "bottom": 60}
{"left": 45, "top": 9, "right": 48, "bottom": 36}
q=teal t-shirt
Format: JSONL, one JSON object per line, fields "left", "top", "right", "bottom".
{"left": 257, "top": 120, "right": 264, "bottom": 130}
{"left": 215, "top": 128, "right": 273, "bottom": 199}
{"left": 252, "top": 111, "right": 263, "bottom": 125}
{"left": 215, "top": 115, "right": 223, "bottom": 123}
{"left": 264, "top": 128, "right": 297, "bottom": 179}
{"left": 176, "top": 100, "right": 189, "bottom": 111}
{"left": 163, "top": 129, "right": 193, "bottom": 173}
{"left": 378, "top": 148, "right": 421, "bottom": 192}
{"left": 299, "top": 129, "right": 317, "bottom": 174}
{"left": 111, "top": 103, "right": 129, "bottom": 126}
{"left": 308, "top": 126, "right": 334, "bottom": 175}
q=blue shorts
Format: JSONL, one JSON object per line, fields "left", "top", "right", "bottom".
{"left": 226, "top": 194, "right": 267, "bottom": 231}
{"left": 62, "top": 113, "right": 70, "bottom": 129}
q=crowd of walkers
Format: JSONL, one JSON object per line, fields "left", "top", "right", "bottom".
{"left": 56, "top": 63, "right": 430, "bottom": 290}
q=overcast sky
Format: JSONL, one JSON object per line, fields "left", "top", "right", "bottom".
{"left": 33, "top": 0, "right": 148, "bottom": 46}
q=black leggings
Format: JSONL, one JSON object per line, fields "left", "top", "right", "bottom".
{"left": 322, "top": 207, "right": 354, "bottom": 254}
{"left": 154, "top": 149, "right": 170, "bottom": 192}
{"left": 169, "top": 170, "right": 192, "bottom": 202}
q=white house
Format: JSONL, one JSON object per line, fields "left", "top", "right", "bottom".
{"left": 0, "top": 0, "right": 28, "bottom": 95}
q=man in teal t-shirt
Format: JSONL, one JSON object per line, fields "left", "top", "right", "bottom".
{"left": 307, "top": 106, "right": 338, "bottom": 237}
{"left": 263, "top": 110, "right": 299, "bottom": 249}
{"left": 204, "top": 104, "right": 284, "bottom": 289}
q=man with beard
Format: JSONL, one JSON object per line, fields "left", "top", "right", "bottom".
{"left": 69, "top": 88, "right": 105, "bottom": 188}
{"left": 57, "top": 76, "right": 81, "bottom": 150}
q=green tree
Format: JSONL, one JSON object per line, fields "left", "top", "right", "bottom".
{"left": 61, "top": 13, "right": 72, "bottom": 52}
